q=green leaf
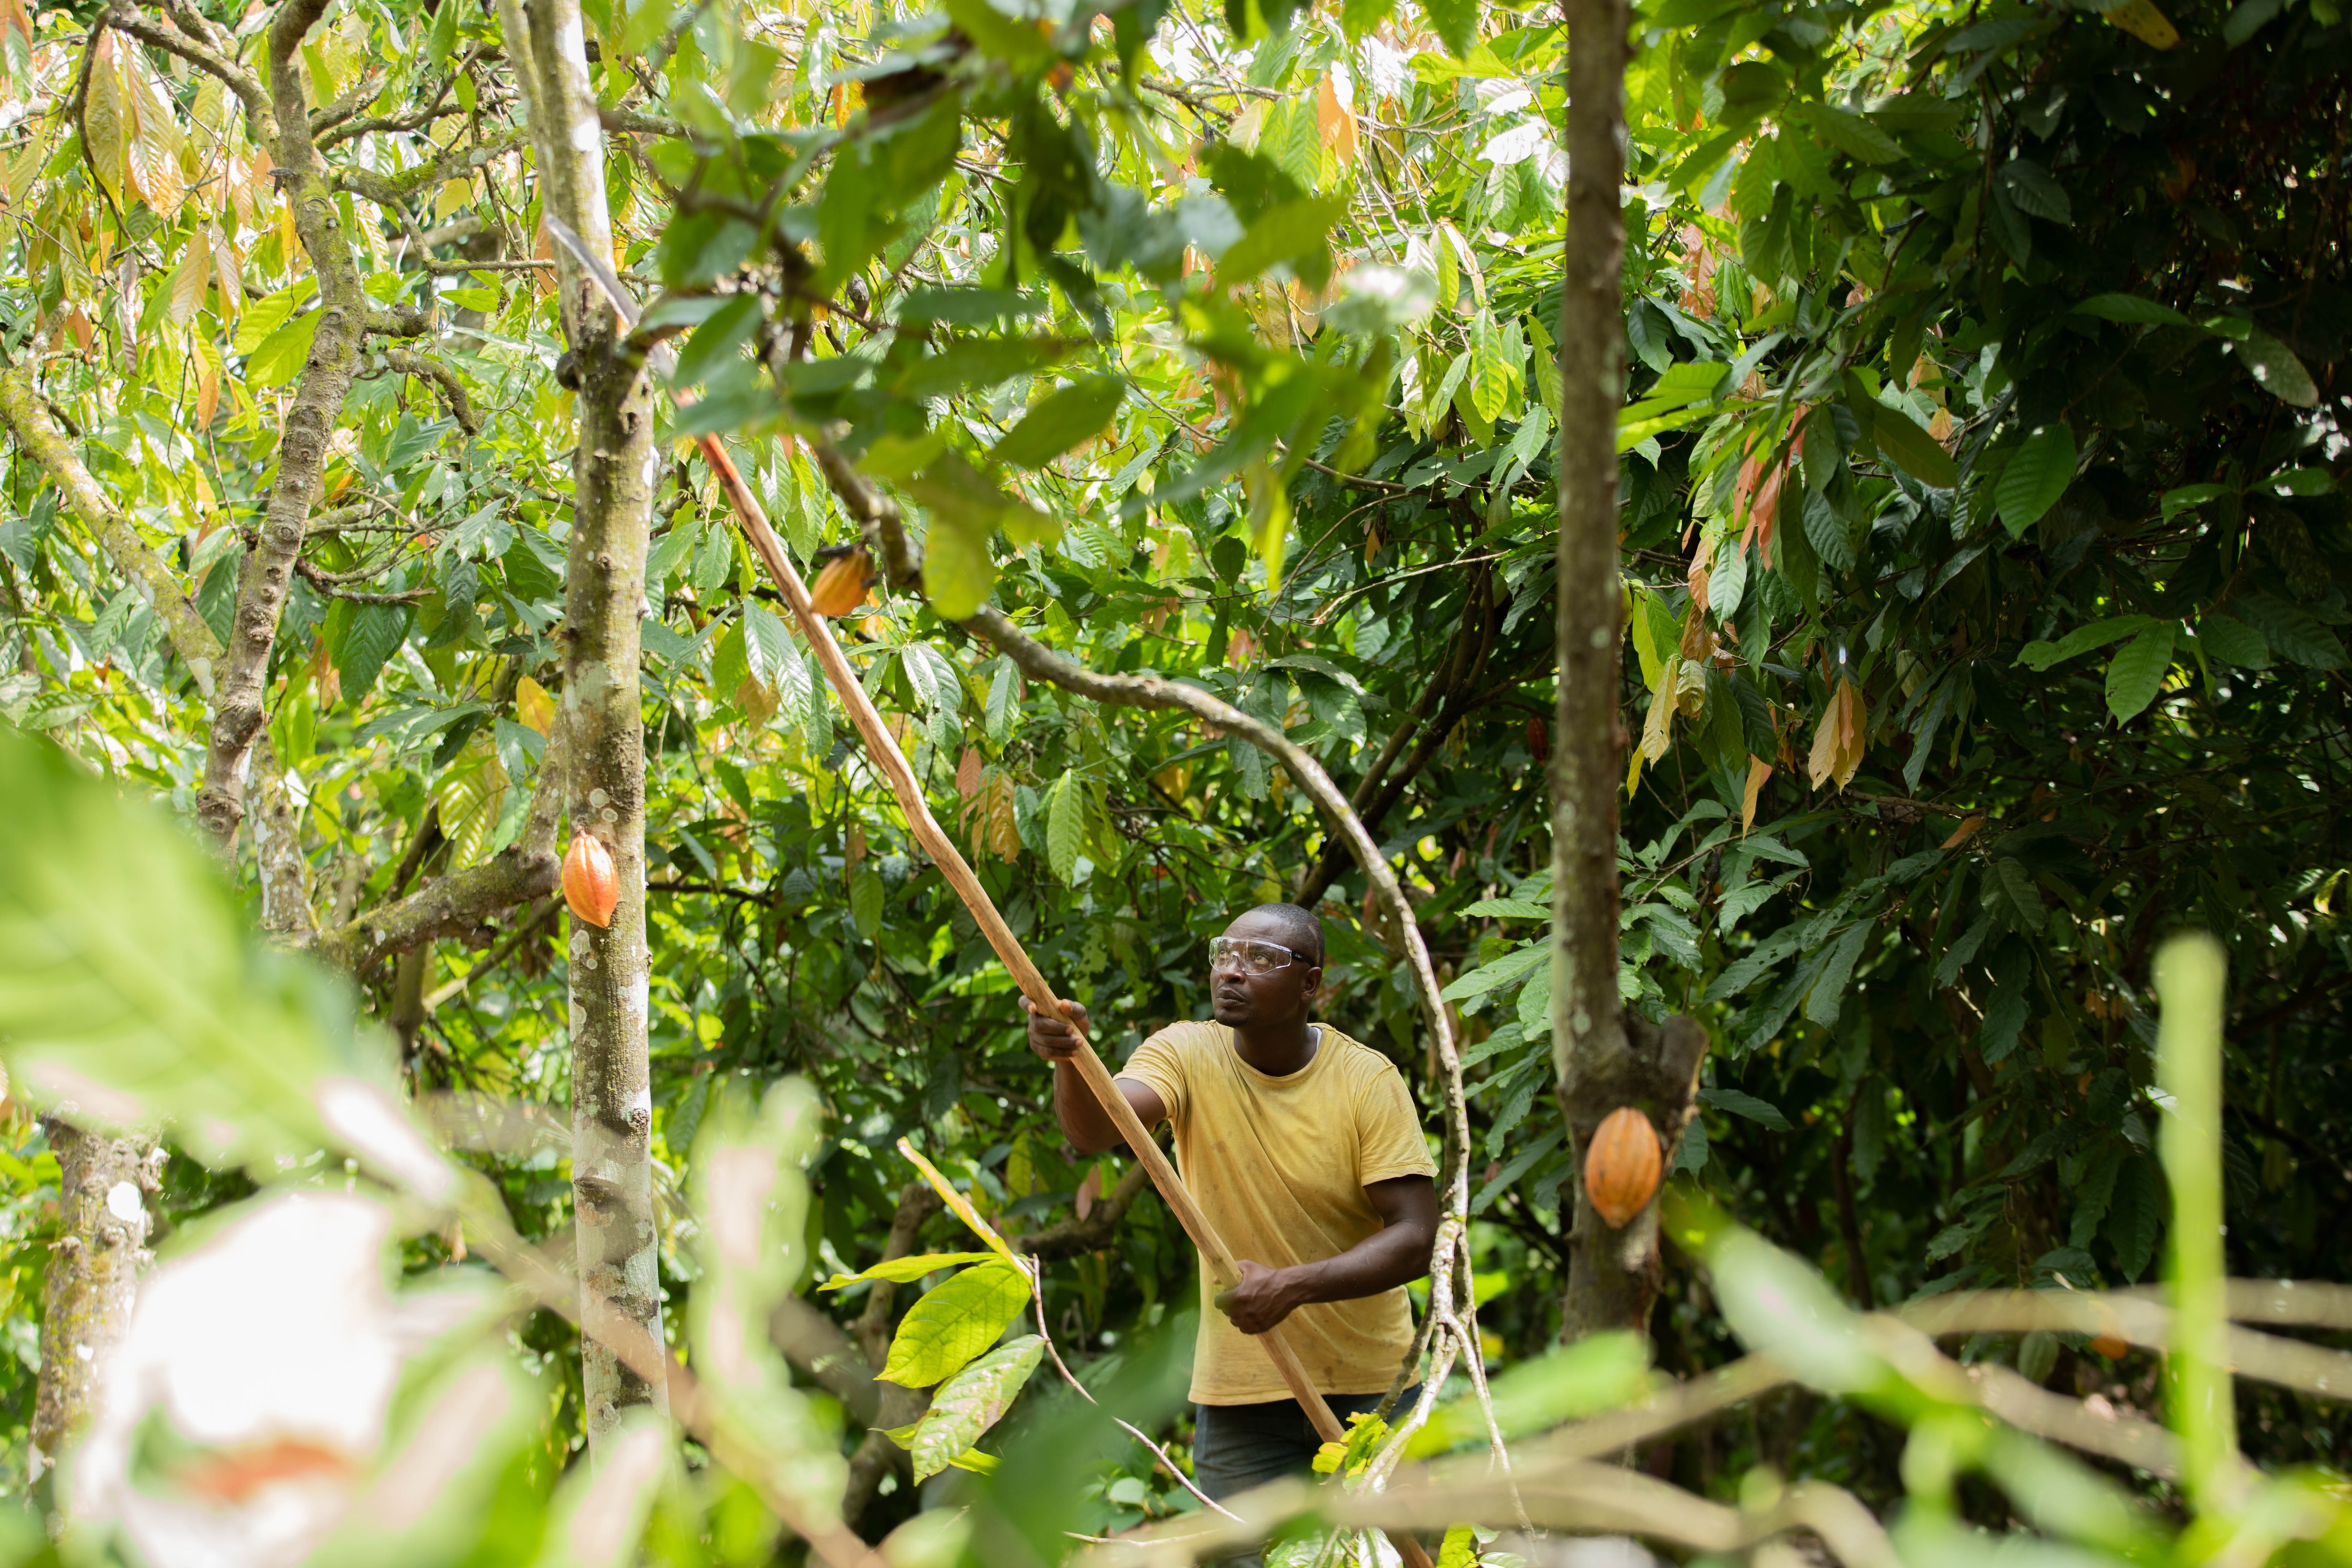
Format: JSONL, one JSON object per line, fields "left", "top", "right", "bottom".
{"left": 2235, "top": 330, "right": 2319, "bottom": 407}
{"left": 334, "top": 602, "right": 413, "bottom": 701}
{"left": 820, "top": 1251, "right": 1000, "bottom": 1290}
{"left": 673, "top": 294, "right": 763, "bottom": 387}
{"left": 2017, "top": 615, "right": 2157, "bottom": 671}
{"left": 1469, "top": 311, "right": 1511, "bottom": 424}
{"left": 1439, "top": 941, "right": 1545, "bottom": 1002}
{"left": 1438, "top": 1527, "right": 1477, "bottom": 1568}
{"left": 246, "top": 309, "right": 323, "bottom": 390}
{"left": 851, "top": 866, "right": 884, "bottom": 939}
{"left": 1462, "top": 898, "right": 1549, "bottom": 920}
{"left": 2160, "top": 482, "right": 2231, "bottom": 519}
{"left": 924, "top": 512, "right": 998, "bottom": 622}
{"left": 1995, "top": 423, "right": 2075, "bottom": 536}
{"left": 1870, "top": 401, "right": 1957, "bottom": 488}
{"left": 2103, "top": 622, "right": 2177, "bottom": 722}
{"left": 940, "top": 0, "right": 1054, "bottom": 64}
{"left": 1802, "top": 921, "right": 1871, "bottom": 1028}
{"left": 1698, "top": 1086, "right": 1791, "bottom": 1131}
{"left": 894, "top": 338, "right": 1070, "bottom": 402}
{"left": 2234, "top": 594, "right": 2346, "bottom": 670}
{"left": 433, "top": 735, "right": 509, "bottom": 869}
{"left": 1405, "top": 1332, "right": 1649, "bottom": 1457}
{"left": 1424, "top": 0, "right": 1477, "bottom": 55}
{"left": 2104, "top": 1156, "right": 2162, "bottom": 1282}
{"left": 1620, "top": 360, "right": 1727, "bottom": 424}
{"left": 0, "top": 730, "right": 386, "bottom": 1171}
{"left": 232, "top": 285, "right": 313, "bottom": 354}
{"left": 1988, "top": 858, "right": 2046, "bottom": 931}
{"left": 906, "top": 1335, "right": 1043, "bottom": 1481}
{"left": 992, "top": 375, "right": 1128, "bottom": 468}
{"left": 741, "top": 599, "right": 792, "bottom": 690}
{"left": 2197, "top": 613, "right": 2269, "bottom": 670}
{"left": 426, "top": 0, "right": 459, "bottom": 65}
{"left": 2074, "top": 293, "right": 2191, "bottom": 326}
{"left": 1996, "top": 158, "right": 2072, "bottom": 223}
{"left": 1046, "top": 770, "right": 1085, "bottom": 883}
{"left": 1216, "top": 196, "right": 1347, "bottom": 285}
{"left": 878, "top": 1258, "right": 1032, "bottom": 1387}
{"left": 1807, "top": 103, "right": 1904, "bottom": 164}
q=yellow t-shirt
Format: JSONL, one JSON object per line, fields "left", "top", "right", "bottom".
{"left": 1119, "top": 1019, "right": 1437, "bottom": 1405}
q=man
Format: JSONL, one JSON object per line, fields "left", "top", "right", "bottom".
{"left": 1025, "top": 901, "right": 1438, "bottom": 1501}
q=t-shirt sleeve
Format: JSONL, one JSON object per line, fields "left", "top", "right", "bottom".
{"left": 1355, "top": 1059, "right": 1438, "bottom": 1186}
{"left": 1118, "top": 1025, "right": 1192, "bottom": 1130}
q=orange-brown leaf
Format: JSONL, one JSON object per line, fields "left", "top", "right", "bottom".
{"left": 1742, "top": 756, "right": 1772, "bottom": 836}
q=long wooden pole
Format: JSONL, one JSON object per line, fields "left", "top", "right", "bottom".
{"left": 545, "top": 226, "right": 1430, "bottom": 1558}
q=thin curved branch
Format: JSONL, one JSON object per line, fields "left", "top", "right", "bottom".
{"left": 378, "top": 348, "right": 479, "bottom": 435}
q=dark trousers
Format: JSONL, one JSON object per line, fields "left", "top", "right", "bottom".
{"left": 1192, "top": 1390, "right": 1411, "bottom": 1502}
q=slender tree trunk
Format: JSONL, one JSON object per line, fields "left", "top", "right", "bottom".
{"left": 31, "top": 1125, "right": 158, "bottom": 1492}
{"left": 497, "top": 0, "right": 670, "bottom": 1446}
{"left": 190, "top": 0, "right": 374, "bottom": 853}
{"left": 1550, "top": 0, "right": 1709, "bottom": 1343}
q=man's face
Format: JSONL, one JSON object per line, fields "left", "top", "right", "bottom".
{"left": 1208, "top": 909, "right": 1321, "bottom": 1028}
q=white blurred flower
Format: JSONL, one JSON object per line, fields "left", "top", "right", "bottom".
{"left": 72, "top": 1192, "right": 485, "bottom": 1568}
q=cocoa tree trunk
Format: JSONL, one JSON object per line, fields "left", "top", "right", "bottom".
{"left": 1549, "top": 0, "right": 1708, "bottom": 1343}
{"left": 497, "top": 0, "right": 670, "bottom": 1447}
{"left": 31, "top": 1125, "right": 159, "bottom": 1492}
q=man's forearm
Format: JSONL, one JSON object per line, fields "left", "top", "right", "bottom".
{"left": 1278, "top": 1223, "right": 1435, "bottom": 1309}
{"left": 1052, "top": 1059, "right": 1126, "bottom": 1154}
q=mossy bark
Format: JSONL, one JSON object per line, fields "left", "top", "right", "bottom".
{"left": 31, "top": 1125, "right": 156, "bottom": 1483}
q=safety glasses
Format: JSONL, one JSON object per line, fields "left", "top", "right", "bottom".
{"left": 1207, "top": 937, "right": 1312, "bottom": 976}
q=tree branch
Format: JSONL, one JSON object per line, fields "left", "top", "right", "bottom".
{"left": 1016, "top": 1161, "right": 1154, "bottom": 1260}
{"left": 310, "top": 742, "right": 565, "bottom": 973}
{"left": 378, "top": 348, "right": 479, "bottom": 435}
{"left": 114, "top": 7, "right": 269, "bottom": 119}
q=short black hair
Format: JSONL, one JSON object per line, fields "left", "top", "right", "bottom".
{"left": 1239, "top": 902, "right": 1325, "bottom": 966}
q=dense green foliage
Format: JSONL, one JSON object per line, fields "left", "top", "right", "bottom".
{"left": 0, "top": 0, "right": 2347, "bottom": 1550}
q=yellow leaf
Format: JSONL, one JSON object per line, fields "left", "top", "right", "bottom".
{"left": 434, "top": 175, "right": 472, "bottom": 223}
{"left": 210, "top": 230, "right": 243, "bottom": 323}
{"left": 1639, "top": 655, "right": 1676, "bottom": 764}
{"left": 1673, "top": 658, "right": 1707, "bottom": 719}
{"left": 1807, "top": 678, "right": 1867, "bottom": 792}
{"left": 165, "top": 235, "right": 210, "bottom": 324}
{"left": 82, "top": 34, "right": 126, "bottom": 202}
{"left": 193, "top": 335, "right": 221, "bottom": 428}
{"left": 127, "top": 61, "right": 186, "bottom": 214}
{"left": 1315, "top": 73, "right": 1358, "bottom": 169}
{"left": 515, "top": 676, "right": 556, "bottom": 736}
{"left": 2103, "top": 0, "right": 2179, "bottom": 47}
{"left": 1742, "top": 757, "right": 1772, "bottom": 836}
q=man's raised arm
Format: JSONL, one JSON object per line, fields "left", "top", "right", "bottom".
{"left": 1024, "top": 997, "right": 1168, "bottom": 1155}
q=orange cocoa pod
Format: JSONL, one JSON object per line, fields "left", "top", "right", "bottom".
{"left": 1525, "top": 716, "right": 1549, "bottom": 764}
{"left": 563, "top": 833, "right": 618, "bottom": 928}
{"left": 1584, "top": 1106, "right": 1663, "bottom": 1229}
{"left": 809, "top": 547, "right": 872, "bottom": 617}
{"left": 2090, "top": 1333, "right": 2129, "bottom": 1360}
